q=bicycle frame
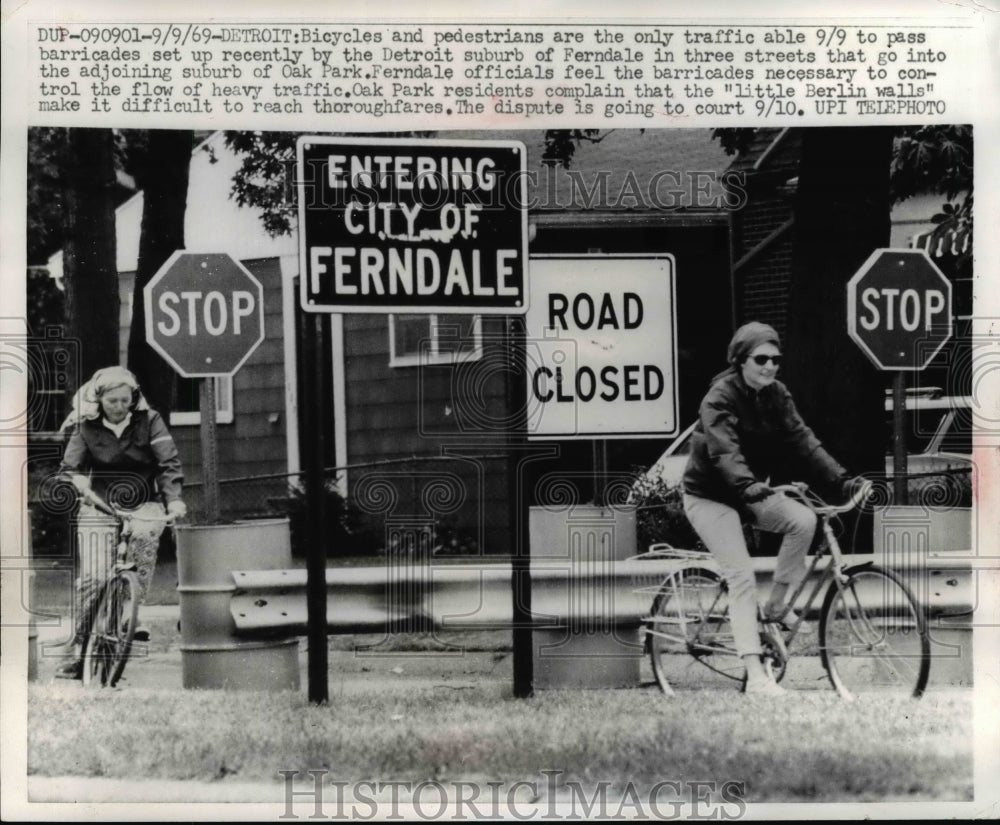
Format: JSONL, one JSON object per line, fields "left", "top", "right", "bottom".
{"left": 648, "top": 482, "right": 871, "bottom": 659}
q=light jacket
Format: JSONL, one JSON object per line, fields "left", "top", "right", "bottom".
{"left": 60, "top": 409, "right": 184, "bottom": 507}
{"left": 682, "top": 369, "right": 846, "bottom": 507}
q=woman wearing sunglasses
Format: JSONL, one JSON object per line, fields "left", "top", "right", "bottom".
{"left": 682, "top": 321, "right": 861, "bottom": 695}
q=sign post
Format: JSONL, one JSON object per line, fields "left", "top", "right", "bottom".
{"left": 847, "top": 248, "right": 953, "bottom": 505}
{"left": 145, "top": 251, "right": 265, "bottom": 522}
{"left": 297, "top": 136, "right": 528, "bottom": 703}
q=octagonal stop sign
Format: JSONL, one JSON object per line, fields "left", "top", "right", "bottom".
{"left": 144, "top": 251, "right": 265, "bottom": 377}
{"left": 847, "top": 249, "right": 953, "bottom": 371}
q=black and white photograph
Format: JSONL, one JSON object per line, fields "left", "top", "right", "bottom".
{"left": 2, "top": 2, "right": 998, "bottom": 821}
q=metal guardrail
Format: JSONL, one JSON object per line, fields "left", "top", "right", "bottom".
{"left": 229, "top": 554, "right": 976, "bottom": 638}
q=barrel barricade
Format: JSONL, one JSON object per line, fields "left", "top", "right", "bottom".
{"left": 176, "top": 519, "right": 300, "bottom": 692}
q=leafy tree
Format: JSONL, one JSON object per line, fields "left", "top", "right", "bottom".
{"left": 891, "top": 125, "right": 973, "bottom": 275}
{"left": 222, "top": 131, "right": 298, "bottom": 238}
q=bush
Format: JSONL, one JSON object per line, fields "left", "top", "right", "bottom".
{"left": 629, "top": 472, "right": 704, "bottom": 552}
{"left": 275, "top": 482, "right": 375, "bottom": 559}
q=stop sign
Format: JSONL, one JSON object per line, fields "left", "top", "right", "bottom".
{"left": 144, "top": 251, "right": 265, "bottom": 377}
{"left": 847, "top": 249, "right": 953, "bottom": 370}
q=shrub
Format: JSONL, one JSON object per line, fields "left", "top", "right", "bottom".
{"left": 275, "top": 482, "right": 375, "bottom": 559}
{"left": 629, "top": 472, "right": 704, "bottom": 552}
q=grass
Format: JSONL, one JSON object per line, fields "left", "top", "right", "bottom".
{"left": 28, "top": 682, "right": 971, "bottom": 802}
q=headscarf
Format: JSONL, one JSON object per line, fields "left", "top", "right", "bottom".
{"left": 709, "top": 322, "right": 783, "bottom": 386}
{"left": 727, "top": 321, "right": 781, "bottom": 367}
{"left": 59, "top": 366, "right": 150, "bottom": 433}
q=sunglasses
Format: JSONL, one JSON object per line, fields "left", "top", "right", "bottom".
{"left": 749, "top": 354, "right": 782, "bottom": 366}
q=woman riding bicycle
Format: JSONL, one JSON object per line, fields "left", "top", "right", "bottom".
{"left": 55, "top": 366, "right": 187, "bottom": 679}
{"left": 682, "top": 322, "right": 862, "bottom": 696}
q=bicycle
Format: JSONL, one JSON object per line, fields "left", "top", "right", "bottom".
{"left": 76, "top": 491, "right": 174, "bottom": 688}
{"left": 640, "top": 482, "right": 931, "bottom": 699}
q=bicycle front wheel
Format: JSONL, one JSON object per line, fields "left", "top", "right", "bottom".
{"left": 819, "top": 564, "right": 930, "bottom": 699}
{"left": 82, "top": 570, "right": 140, "bottom": 688}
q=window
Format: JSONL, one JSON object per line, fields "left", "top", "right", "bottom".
{"left": 170, "top": 376, "right": 234, "bottom": 425}
{"left": 389, "top": 314, "right": 483, "bottom": 367}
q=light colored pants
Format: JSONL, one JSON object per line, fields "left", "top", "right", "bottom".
{"left": 683, "top": 492, "right": 817, "bottom": 657}
{"left": 73, "top": 501, "right": 167, "bottom": 645}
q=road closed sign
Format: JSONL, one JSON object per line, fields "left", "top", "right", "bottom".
{"left": 297, "top": 136, "right": 528, "bottom": 314}
{"left": 525, "top": 255, "right": 677, "bottom": 439}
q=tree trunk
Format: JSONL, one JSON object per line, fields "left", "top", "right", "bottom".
{"left": 127, "top": 129, "right": 193, "bottom": 417}
{"left": 784, "top": 127, "right": 893, "bottom": 549}
{"left": 62, "top": 128, "right": 119, "bottom": 385}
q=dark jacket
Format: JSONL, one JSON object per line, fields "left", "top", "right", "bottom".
{"left": 60, "top": 409, "right": 184, "bottom": 507}
{"left": 682, "top": 369, "right": 846, "bottom": 507}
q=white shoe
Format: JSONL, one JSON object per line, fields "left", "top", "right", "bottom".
{"left": 763, "top": 605, "right": 806, "bottom": 629}
{"left": 743, "top": 678, "right": 786, "bottom": 697}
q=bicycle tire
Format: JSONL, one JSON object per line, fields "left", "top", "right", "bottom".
{"left": 819, "top": 564, "right": 930, "bottom": 699}
{"left": 647, "top": 565, "right": 742, "bottom": 693}
{"left": 82, "top": 570, "right": 140, "bottom": 688}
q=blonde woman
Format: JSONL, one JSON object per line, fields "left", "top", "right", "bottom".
{"left": 55, "top": 366, "right": 187, "bottom": 679}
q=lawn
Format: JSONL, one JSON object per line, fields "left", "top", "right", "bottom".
{"left": 28, "top": 679, "right": 972, "bottom": 803}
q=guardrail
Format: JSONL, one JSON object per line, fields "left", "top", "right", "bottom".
{"left": 229, "top": 553, "right": 975, "bottom": 638}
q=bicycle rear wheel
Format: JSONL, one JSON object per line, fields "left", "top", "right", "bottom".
{"left": 820, "top": 564, "right": 930, "bottom": 699}
{"left": 647, "top": 565, "right": 742, "bottom": 693}
{"left": 82, "top": 570, "right": 140, "bottom": 688}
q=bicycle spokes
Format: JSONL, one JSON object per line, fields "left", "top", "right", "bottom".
{"left": 820, "top": 567, "right": 930, "bottom": 699}
{"left": 82, "top": 572, "right": 139, "bottom": 688}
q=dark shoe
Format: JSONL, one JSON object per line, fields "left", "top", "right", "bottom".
{"left": 55, "top": 660, "right": 83, "bottom": 680}
{"left": 132, "top": 626, "right": 150, "bottom": 642}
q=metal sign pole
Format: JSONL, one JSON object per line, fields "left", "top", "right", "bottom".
{"left": 892, "top": 372, "right": 909, "bottom": 506}
{"left": 509, "top": 317, "right": 533, "bottom": 699}
{"left": 303, "top": 312, "right": 329, "bottom": 704}
{"left": 199, "top": 377, "right": 221, "bottom": 524}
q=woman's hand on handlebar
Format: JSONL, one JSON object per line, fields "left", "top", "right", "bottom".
{"left": 773, "top": 478, "right": 874, "bottom": 512}
{"left": 840, "top": 475, "right": 869, "bottom": 502}
{"left": 166, "top": 500, "right": 187, "bottom": 521}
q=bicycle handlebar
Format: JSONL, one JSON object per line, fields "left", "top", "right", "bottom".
{"left": 772, "top": 480, "right": 874, "bottom": 515}
{"left": 79, "top": 489, "right": 177, "bottom": 525}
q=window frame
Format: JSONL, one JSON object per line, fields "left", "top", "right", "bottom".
{"left": 388, "top": 314, "right": 484, "bottom": 368}
{"left": 169, "top": 375, "right": 235, "bottom": 426}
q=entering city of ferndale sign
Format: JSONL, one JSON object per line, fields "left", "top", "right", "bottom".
{"left": 297, "top": 136, "right": 529, "bottom": 315}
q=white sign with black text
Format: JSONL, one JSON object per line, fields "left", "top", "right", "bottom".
{"left": 525, "top": 255, "right": 677, "bottom": 439}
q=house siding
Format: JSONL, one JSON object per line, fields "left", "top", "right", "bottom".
{"left": 342, "top": 313, "right": 511, "bottom": 553}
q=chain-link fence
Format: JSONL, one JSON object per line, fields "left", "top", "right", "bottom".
{"left": 27, "top": 433, "right": 973, "bottom": 563}
{"left": 151, "top": 453, "right": 515, "bottom": 560}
